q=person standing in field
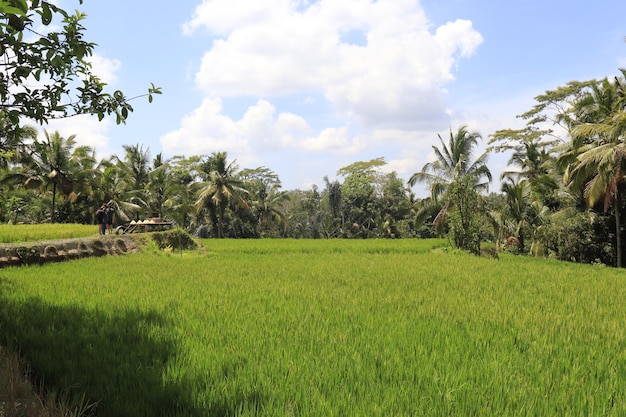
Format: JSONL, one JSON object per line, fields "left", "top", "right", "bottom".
{"left": 105, "top": 203, "right": 115, "bottom": 234}
{"left": 96, "top": 203, "right": 107, "bottom": 235}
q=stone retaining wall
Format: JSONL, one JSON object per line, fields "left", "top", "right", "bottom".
{"left": 0, "top": 235, "right": 141, "bottom": 267}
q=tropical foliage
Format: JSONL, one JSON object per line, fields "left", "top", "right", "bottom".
{"left": 408, "top": 126, "right": 492, "bottom": 253}
{"left": 0, "top": 0, "right": 161, "bottom": 144}
{"left": 489, "top": 68, "right": 626, "bottom": 266}
{"left": 2, "top": 5, "right": 626, "bottom": 267}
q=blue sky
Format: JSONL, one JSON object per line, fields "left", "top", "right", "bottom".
{"left": 49, "top": 0, "right": 626, "bottom": 194}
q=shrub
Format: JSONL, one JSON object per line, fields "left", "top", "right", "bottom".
{"left": 150, "top": 229, "right": 197, "bottom": 251}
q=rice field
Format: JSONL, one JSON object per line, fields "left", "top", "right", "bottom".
{"left": 0, "top": 223, "right": 98, "bottom": 243}
{"left": 0, "top": 238, "right": 625, "bottom": 416}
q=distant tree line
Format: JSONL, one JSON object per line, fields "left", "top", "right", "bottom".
{"left": 2, "top": 3, "right": 626, "bottom": 266}
{"left": 2, "top": 69, "right": 626, "bottom": 267}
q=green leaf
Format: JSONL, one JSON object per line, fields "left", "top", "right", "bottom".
{"left": 0, "top": 5, "right": 26, "bottom": 15}
{"left": 12, "top": 0, "right": 28, "bottom": 14}
{"left": 41, "top": 2, "right": 52, "bottom": 25}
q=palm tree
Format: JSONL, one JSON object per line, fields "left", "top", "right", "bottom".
{"left": 503, "top": 139, "right": 557, "bottom": 186}
{"left": 563, "top": 72, "right": 626, "bottom": 267}
{"left": 146, "top": 157, "right": 188, "bottom": 220}
{"left": 240, "top": 167, "right": 289, "bottom": 236}
{"left": 109, "top": 144, "right": 152, "bottom": 220}
{"left": 10, "top": 131, "right": 93, "bottom": 222}
{"left": 323, "top": 176, "right": 342, "bottom": 237}
{"left": 0, "top": 114, "right": 36, "bottom": 170}
{"left": 500, "top": 177, "right": 547, "bottom": 254}
{"left": 252, "top": 181, "right": 289, "bottom": 236}
{"left": 95, "top": 159, "right": 142, "bottom": 223}
{"left": 118, "top": 144, "right": 151, "bottom": 190}
{"left": 193, "top": 152, "right": 249, "bottom": 238}
{"left": 408, "top": 126, "right": 492, "bottom": 235}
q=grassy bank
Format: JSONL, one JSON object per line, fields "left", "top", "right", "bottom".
{"left": 0, "top": 239, "right": 625, "bottom": 416}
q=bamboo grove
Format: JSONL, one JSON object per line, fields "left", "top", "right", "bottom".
{"left": 2, "top": 69, "right": 626, "bottom": 266}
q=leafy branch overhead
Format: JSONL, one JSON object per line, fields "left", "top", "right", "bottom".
{"left": 0, "top": 0, "right": 161, "bottom": 139}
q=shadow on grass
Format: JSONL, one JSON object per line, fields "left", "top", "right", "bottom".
{"left": 0, "top": 277, "right": 269, "bottom": 417}
{"left": 0, "top": 279, "right": 205, "bottom": 417}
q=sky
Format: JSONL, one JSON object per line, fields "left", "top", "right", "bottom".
{"left": 46, "top": 0, "right": 626, "bottom": 195}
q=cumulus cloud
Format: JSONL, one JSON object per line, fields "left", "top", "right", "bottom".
{"left": 166, "top": 0, "right": 485, "bottom": 188}
{"left": 43, "top": 115, "right": 113, "bottom": 155}
{"left": 302, "top": 127, "right": 350, "bottom": 152}
{"left": 184, "top": 0, "right": 482, "bottom": 128}
{"left": 87, "top": 54, "right": 122, "bottom": 85}
{"left": 160, "top": 97, "right": 312, "bottom": 159}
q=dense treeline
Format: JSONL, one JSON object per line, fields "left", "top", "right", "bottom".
{"left": 0, "top": 139, "right": 418, "bottom": 239}
{"left": 2, "top": 2, "right": 626, "bottom": 265}
{"left": 1, "top": 0, "right": 626, "bottom": 267}
{"left": 3, "top": 69, "right": 626, "bottom": 267}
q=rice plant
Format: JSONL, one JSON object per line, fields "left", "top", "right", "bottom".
{"left": 0, "top": 224, "right": 98, "bottom": 243}
{"left": 0, "top": 239, "right": 624, "bottom": 416}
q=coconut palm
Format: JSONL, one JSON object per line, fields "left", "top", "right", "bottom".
{"left": 146, "top": 156, "right": 188, "bottom": 221}
{"left": 95, "top": 160, "right": 142, "bottom": 223}
{"left": 9, "top": 131, "right": 94, "bottom": 222}
{"left": 500, "top": 177, "right": 547, "bottom": 254}
{"left": 108, "top": 144, "right": 152, "bottom": 220}
{"left": 240, "top": 167, "right": 289, "bottom": 236}
{"left": 563, "top": 71, "right": 626, "bottom": 266}
{"left": 0, "top": 114, "right": 37, "bottom": 170}
{"left": 408, "top": 126, "right": 492, "bottom": 234}
{"left": 253, "top": 181, "right": 289, "bottom": 236}
{"left": 193, "top": 152, "right": 249, "bottom": 238}
{"left": 118, "top": 143, "right": 151, "bottom": 190}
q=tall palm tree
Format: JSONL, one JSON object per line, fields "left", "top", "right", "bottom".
{"left": 563, "top": 71, "right": 626, "bottom": 267}
{"left": 146, "top": 158, "right": 187, "bottom": 220}
{"left": 11, "top": 131, "right": 93, "bottom": 222}
{"left": 0, "top": 114, "right": 37, "bottom": 170}
{"left": 503, "top": 139, "right": 557, "bottom": 185}
{"left": 500, "top": 177, "right": 547, "bottom": 254}
{"left": 408, "top": 126, "right": 492, "bottom": 232}
{"left": 118, "top": 143, "right": 151, "bottom": 190}
{"left": 193, "top": 152, "right": 249, "bottom": 238}
{"left": 240, "top": 167, "right": 289, "bottom": 236}
{"left": 95, "top": 159, "right": 142, "bottom": 223}
{"left": 109, "top": 144, "right": 151, "bottom": 220}
{"left": 252, "top": 181, "right": 289, "bottom": 236}
{"left": 323, "top": 176, "right": 342, "bottom": 237}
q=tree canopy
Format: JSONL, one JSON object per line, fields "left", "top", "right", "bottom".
{"left": 0, "top": 0, "right": 160, "bottom": 146}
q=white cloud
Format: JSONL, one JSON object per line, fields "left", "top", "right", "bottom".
{"left": 302, "top": 127, "right": 350, "bottom": 152}
{"left": 184, "top": 0, "right": 483, "bottom": 128}
{"left": 386, "top": 156, "right": 421, "bottom": 178}
{"left": 166, "top": 0, "right": 487, "bottom": 190}
{"left": 160, "top": 97, "right": 312, "bottom": 159}
{"left": 87, "top": 54, "right": 122, "bottom": 85}
{"left": 42, "top": 115, "right": 113, "bottom": 155}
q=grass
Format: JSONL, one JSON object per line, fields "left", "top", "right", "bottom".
{"left": 0, "top": 224, "right": 98, "bottom": 243}
{"left": 0, "top": 238, "right": 625, "bottom": 416}
{"left": 0, "top": 346, "right": 98, "bottom": 417}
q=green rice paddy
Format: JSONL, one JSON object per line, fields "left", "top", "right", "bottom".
{"left": 0, "top": 238, "right": 625, "bottom": 416}
{"left": 0, "top": 223, "right": 98, "bottom": 243}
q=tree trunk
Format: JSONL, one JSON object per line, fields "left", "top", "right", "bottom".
{"left": 616, "top": 195, "right": 622, "bottom": 268}
{"left": 217, "top": 206, "right": 225, "bottom": 238}
{"left": 51, "top": 181, "right": 57, "bottom": 223}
